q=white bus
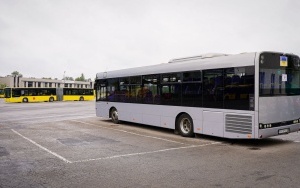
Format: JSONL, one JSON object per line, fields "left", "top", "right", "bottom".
{"left": 95, "top": 52, "right": 300, "bottom": 139}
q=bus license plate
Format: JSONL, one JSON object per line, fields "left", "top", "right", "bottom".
{"left": 278, "top": 128, "right": 290, "bottom": 135}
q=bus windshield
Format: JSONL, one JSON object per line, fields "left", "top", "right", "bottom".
{"left": 259, "top": 52, "right": 300, "bottom": 96}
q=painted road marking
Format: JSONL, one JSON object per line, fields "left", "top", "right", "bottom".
{"left": 72, "top": 142, "right": 220, "bottom": 163}
{"left": 11, "top": 129, "right": 72, "bottom": 163}
{"left": 71, "top": 120, "right": 188, "bottom": 145}
{"left": 11, "top": 120, "right": 221, "bottom": 164}
{"left": 11, "top": 128, "right": 220, "bottom": 164}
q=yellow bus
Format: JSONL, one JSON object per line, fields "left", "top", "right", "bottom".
{"left": 4, "top": 87, "right": 95, "bottom": 103}
{"left": 61, "top": 88, "right": 95, "bottom": 101}
{"left": 4, "top": 87, "right": 56, "bottom": 103}
{"left": 0, "top": 89, "right": 4, "bottom": 98}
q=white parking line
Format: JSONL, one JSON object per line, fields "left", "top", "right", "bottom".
{"left": 71, "top": 120, "right": 188, "bottom": 145}
{"left": 11, "top": 129, "right": 72, "bottom": 164}
{"left": 10, "top": 120, "right": 221, "bottom": 164}
{"left": 71, "top": 142, "right": 220, "bottom": 163}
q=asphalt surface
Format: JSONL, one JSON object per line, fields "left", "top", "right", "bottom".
{"left": 0, "top": 98, "right": 300, "bottom": 188}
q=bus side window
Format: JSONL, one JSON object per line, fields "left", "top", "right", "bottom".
{"left": 161, "top": 84, "right": 181, "bottom": 106}
{"left": 224, "top": 66, "right": 255, "bottom": 110}
{"left": 203, "top": 69, "right": 223, "bottom": 108}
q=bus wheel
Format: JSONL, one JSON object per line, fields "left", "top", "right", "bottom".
{"left": 49, "top": 97, "right": 54, "bottom": 102}
{"left": 79, "top": 97, "right": 84, "bottom": 101}
{"left": 22, "top": 98, "right": 28, "bottom": 103}
{"left": 110, "top": 108, "right": 119, "bottom": 124}
{"left": 177, "top": 114, "right": 194, "bottom": 137}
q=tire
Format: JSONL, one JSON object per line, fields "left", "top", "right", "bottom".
{"left": 79, "top": 97, "right": 84, "bottom": 101}
{"left": 49, "top": 97, "right": 54, "bottom": 102}
{"left": 22, "top": 98, "right": 28, "bottom": 103}
{"left": 110, "top": 108, "right": 119, "bottom": 124}
{"left": 177, "top": 114, "right": 194, "bottom": 137}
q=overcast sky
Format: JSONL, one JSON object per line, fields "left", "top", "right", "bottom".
{"left": 0, "top": 0, "right": 299, "bottom": 80}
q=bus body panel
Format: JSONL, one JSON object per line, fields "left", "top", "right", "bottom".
{"left": 202, "top": 111, "right": 224, "bottom": 137}
{"left": 97, "top": 53, "right": 256, "bottom": 79}
{"left": 259, "top": 124, "right": 300, "bottom": 138}
{"left": 259, "top": 96, "right": 300, "bottom": 123}
{"left": 63, "top": 95, "right": 94, "bottom": 101}
{"left": 96, "top": 102, "right": 202, "bottom": 130}
{"left": 96, "top": 101, "right": 256, "bottom": 138}
{"left": 5, "top": 95, "right": 57, "bottom": 103}
{"left": 258, "top": 96, "right": 300, "bottom": 138}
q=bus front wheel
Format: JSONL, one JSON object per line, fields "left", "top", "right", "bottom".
{"left": 110, "top": 108, "right": 119, "bottom": 124}
{"left": 177, "top": 114, "right": 194, "bottom": 137}
{"left": 22, "top": 98, "right": 28, "bottom": 103}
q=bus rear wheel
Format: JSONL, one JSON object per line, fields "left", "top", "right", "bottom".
{"left": 110, "top": 108, "right": 119, "bottom": 124}
{"left": 79, "top": 97, "right": 84, "bottom": 101}
{"left": 22, "top": 98, "right": 28, "bottom": 103}
{"left": 49, "top": 97, "right": 54, "bottom": 102}
{"left": 177, "top": 114, "right": 194, "bottom": 137}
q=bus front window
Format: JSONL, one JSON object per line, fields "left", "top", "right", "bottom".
{"left": 259, "top": 53, "right": 300, "bottom": 96}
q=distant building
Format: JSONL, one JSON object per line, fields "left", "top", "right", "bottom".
{"left": 0, "top": 75, "right": 93, "bottom": 89}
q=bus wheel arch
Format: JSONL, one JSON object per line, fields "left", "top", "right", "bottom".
{"left": 175, "top": 113, "right": 194, "bottom": 137}
{"left": 22, "top": 98, "right": 28, "bottom": 103}
{"left": 109, "top": 107, "right": 119, "bottom": 124}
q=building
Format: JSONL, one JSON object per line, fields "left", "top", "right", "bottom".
{"left": 0, "top": 75, "right": 93, "bottom": 89}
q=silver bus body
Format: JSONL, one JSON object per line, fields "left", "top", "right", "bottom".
{"left": 95, "top": 52, "right": 300, "bottom": 139}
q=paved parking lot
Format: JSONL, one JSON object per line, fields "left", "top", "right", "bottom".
{"left": 0, "top": 98, "right": 300, "bottom": 187}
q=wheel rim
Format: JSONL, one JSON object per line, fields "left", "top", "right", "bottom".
{"left": 112, "top": 110, "right": 118, "bottom": 121}
{"left": 180, "top": 118, "right": 192, "bottom": 134}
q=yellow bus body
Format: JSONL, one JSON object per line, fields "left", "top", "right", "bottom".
{"left": 63, "top": 95, "right": 95, "bottom": 101}
{"left": 4, "top": 88, "right": 94, "bottom": 103}
{"left": 5, "top": 95, "right": 57, "bottom": 103}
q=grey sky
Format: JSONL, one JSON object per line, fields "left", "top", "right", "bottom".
{"left": 0, "top": 0, "right": 299, "bottom": 80}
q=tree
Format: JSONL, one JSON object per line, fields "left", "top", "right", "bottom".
{"left": 0, "top": 83, "right": 7, "bottom": 89}
{"left": 75, "top": 73, "right": 85, "bottom": 81}
{"left": 64, "top": 76, "right": 74, "bottom": 81}
{"left": 11, "top": 71, "right": 23, "bottom": 77}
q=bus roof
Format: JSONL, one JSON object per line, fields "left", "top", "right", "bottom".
{"left": 96, "top": 52, "right": 258, "bottom": 79}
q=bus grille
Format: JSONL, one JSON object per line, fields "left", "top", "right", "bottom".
{"left": 225, "top": 114, "right": 252, "bottom": 134}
